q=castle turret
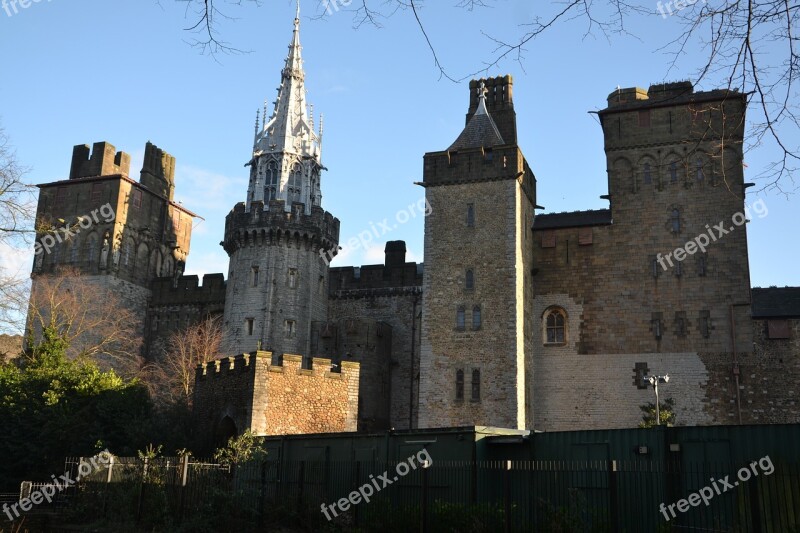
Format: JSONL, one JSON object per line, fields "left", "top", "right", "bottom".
{"left": 221, "top": 9, "right": 339, "bottom": 357}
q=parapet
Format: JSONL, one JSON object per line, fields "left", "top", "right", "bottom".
{"left": 604, "top": 81, "right": 744, "bottom": 110}
{"left": 195, "top": 350, "right": 359, "bottom": 381}
{"left": 223, "top": 201, "right": 340, "bottom": 254}
{"left": 329, "top": 240, "right": 423, "bottom": 293}
{"left": 150, "top": 273, "right": 227, "bottom": 305}
{"left": 140, "top": 142, "right": 176, "bottom": 200}
{"left": 70, "top": 142, "right": 131, "bottom": 179}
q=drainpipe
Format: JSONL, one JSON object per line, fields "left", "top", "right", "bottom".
{"left": 409, "top": 291, "right": 420, "bottom": 429}
{"left": 729, "top": 302, "right": 751, "bottom": 425}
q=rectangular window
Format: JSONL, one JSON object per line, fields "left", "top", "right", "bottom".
{"left": 541, "top": 231, "right": 556, "bottom": 249}
{"left": 285, "top": 320, "right": 296, "bottom": 338}
{"left": 471, "top": 369, "right": 481, "bottom": 401}
{"left": 251, "top": 266, "right": 259, "bottom": 287}
{"left": 638, "top": 110, "right": 651, "bottom": 127}
{"left": 767, "top": 320, "right": 790, "bottom": 340}
{"left": 578, "top": 227, "right": 593, "bottom": 246}
{"left": 700, "top": 310, "right": 711, "bottom": 338}
{"left": 698, "top": 255, "right": 707, "bottom": 277}
{"left": 245, "top": 318, "right": 254, "bottom": 336}
{"left": 466, "top": 203, "right": 475, "bottom": 227}
{"left": 132, "top": 189, "right": 143, "bottom": 209}
{"left": 455, "top": 369, "right": 464, "bottom": 400}
{"left": 651, "top": 315, "right": 662, "bottom": 339}
{"left": 675, "top": 312, "right": 687, "bottom": 337}
{"left": 456, "top": 307, "right": 465, "bottom": 330}
{"left": 91, "top": 183, "right": 103, "bottom": 203}
{"left": 288, "top": 268, "right": 298, "bottom": 289}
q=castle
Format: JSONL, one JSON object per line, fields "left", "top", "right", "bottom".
{"left": 29, "top": 12, "right": 800, "bottom": 447}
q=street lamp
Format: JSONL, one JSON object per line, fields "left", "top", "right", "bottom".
{"left": 643, "top": 374, "right": 670, "bottom": 426}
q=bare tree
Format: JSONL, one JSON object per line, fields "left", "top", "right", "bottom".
{"left": 0, "top": 126, "right": 35, "bottom": 334}
{"left": 25, "top": 267, "right": 142, "bottom": 373}
{"left": 146, "top": 315, "right": 223, "bottom": 406}
{"left": 176, "top": 0, "right": 798, "bottom": 190}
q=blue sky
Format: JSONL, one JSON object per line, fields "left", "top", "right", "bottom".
{"left": 1, "top": 0, "right": 797, "bottom": 289}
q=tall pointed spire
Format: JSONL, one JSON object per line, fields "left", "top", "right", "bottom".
{"left": 247, "top": 5, "right": 323, "bottom": 214}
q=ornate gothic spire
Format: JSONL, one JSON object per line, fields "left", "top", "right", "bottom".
{"left": 253, "top": 1, "right": 319, "bottom": 160}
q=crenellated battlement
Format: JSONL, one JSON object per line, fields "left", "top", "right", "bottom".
{"left": 140, "top": 141, "right": 176, "bottom": 200}
{"left": 222, "top": 200, "right": 339, "bottom": 254}
{"left": 195, "top": 351, "right": 359, "bottom": 381}
{"left": 150, "top": 274, "right": 226, "bottom": 305}
{"left": 70, "top": 142, "right": 131, "bottom": 179}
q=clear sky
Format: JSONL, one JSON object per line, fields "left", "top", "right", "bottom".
{"left": 1, "top": 0, "right": 797, "bottom": 291}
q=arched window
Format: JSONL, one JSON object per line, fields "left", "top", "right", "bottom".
{"left": 264, "top": 160, "right": 279, "bottom": 203}
{"left": 695, "top": 158, "right": 704, "bottom": 181}
{"left": 472, "top": 305, "right": 482, "bottom": 330}
{"left": 544, "top": 308, "right": 567, "bottom": 344}
{"left": 456, "top": 306, "right": 466, "bottom": 330}
{"left": 669, "top": 162, "right": 678, "bottom": 183}
{"left": 288, "top": 163, "right": 302, "bottom": 205}
{"left": 643, "top": 163, "right": 652, "bottom": 184}
{"left": 455, "top": 369, "right": 464, "bottom": 400}
{"left": 465, "top": 269, "right": 474, "bottom": 290}
{"left": 671, "top": 209, "right": 681, "bottom": 233}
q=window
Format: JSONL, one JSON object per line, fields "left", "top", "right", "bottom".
{"left": 465, "top": 269, "right": 474, "bottom": 290}
{"left": 472, "top": 306, "right": 482, "bottom": 330}
{"left": 698, "top": 255, "right": 707, "bottom": 277}
{"left": 699, "top": 310, "right": 711, "bottom": 338}
{"left": 456, "top": 306, "right": 466, "bottom": 330}
{"left": 245, "top": 318, "right": 254, "bottom": 336}
{"left": 652, "top": 317, "right": 662, "bottom": 339}
{"left": 695, "top": 158, "right": 704, "bottom": 181}
{"left": 767, "top": 320, "right": 790, "bottom": 339}
{"left": 91, "top": 183, "right": 103, "bottom": 203}
{"left": 251, "top": 266, "right": 259, "bottom": 287}
{"left": 675, "top": 312, "right": 687, "bottom": 337}
{"left": 285, "top": 320, "right": 296, "bottom": 338}
{"left": 669, "top": 162, "right": 678, "bottom": 183}
{"left": 264, "top": 160, "right": 279, "bottom": 203}
{"left": 652, "top": 257, "right": 660, "bottom": 278}
{"left": 288, "top": 268, "right": 298, "bottom": 289}
{"left": 671, "top": 209, "right": 681, "bottom": 233}
{"left": 471, "top": 369, "right": 481, "bottom": 401}
{"left": 132, "top": 189, "right": 143, "bottom": 209}
{"left": 466, "top": 203, "right": 475, "bottom": 227}
{"left": 638, "top": 109, "right": 651, "bottom": 127}
{"left": 544, "top": 308, "right": 566, "bottom": 344}
{"left": 675, "top": 260, "right": 682, "bottom": 277}
{"left": 288, "top": 163, "right": 302, "bottom": 205}
{"left": 643, "top": 163, "right": 652, "bottom": 184}
{"left": 455, "top": 369, "right": 464, "bottom": 400}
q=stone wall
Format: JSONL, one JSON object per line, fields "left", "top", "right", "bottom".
{"left": 193, "top": 351, "right": 359, "bottom": 450}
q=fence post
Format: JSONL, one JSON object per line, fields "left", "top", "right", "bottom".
{"left": 504, "top": 461, "right": 512, "bottom": 533}
{"left": 102, "top": 456, "right": 114, "bottom": 516}
{"left": 178, "top": 455, "right": 190, "bottom": 525}
{"left": 420, "top": 459, "right": 430, "bottom": 533}
{"left": 749, "top": 479, "right": 763, "bottom": 533}
{"left": 136, "top": 457, "right": 149, "bottom": 524}
{"left": 608, "top": 460, "right": 619, "bottom": 532}
{"left": 297, "top": 461, "right": 305, "bottom": 513}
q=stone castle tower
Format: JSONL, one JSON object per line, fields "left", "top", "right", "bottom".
{"left": 30, "top": 140, "right": 197, "bottom": 355}
{"left": 417, "top": 77, "right": 537, "bottom": 430}
{"left": 220, "top": 10, "right": 339, "bottom": 357}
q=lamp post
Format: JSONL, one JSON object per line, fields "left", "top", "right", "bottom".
{"left": 643, "top": 374, "right": 670, "bottom": 426}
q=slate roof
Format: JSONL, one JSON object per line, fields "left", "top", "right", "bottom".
{"left": 533, "top": 209, "right": 613, "bottom": 230}
{"left": 448, "top": 98, "right": 505, "bottom": 151}
{"left": 751, "top": 287, "right": 800, "bottom": 318}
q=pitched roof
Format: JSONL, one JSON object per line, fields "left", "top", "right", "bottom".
{"left": 751, "top": 287, "right": 800, "bottom": 318}
{"left": 533, "top": 209, "right": 612, "bottom": 230}
{"left": 448, "top": 88, "right": 505, "bottom": 151}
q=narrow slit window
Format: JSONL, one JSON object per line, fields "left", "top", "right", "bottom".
{"left": 471, "top": 369, "right": 481, "bottom": 401}
{"left": 456, "top": 306, "right": 466, "bottom": 330}
{"left": 465, "top": 269, "right": 474, "bottom": 290}
{"left": 472, "top": 305, "right": 482, "bottom": 330}
{"left": 456, "top": 370, "right": 464, "bottom": 400}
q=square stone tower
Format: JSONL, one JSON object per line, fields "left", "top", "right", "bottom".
{"left": 417, "top": 77, "right": 536, "bottom": 429}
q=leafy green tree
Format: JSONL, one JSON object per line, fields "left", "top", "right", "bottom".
{"left": 639, "top": 397, "right": 676, "bottom": 428}
{"left": 213, "top": 429, "right": 267, "bottom": 466}
{"left": 0, "top": 326, "right": 154, "bottom": 490}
